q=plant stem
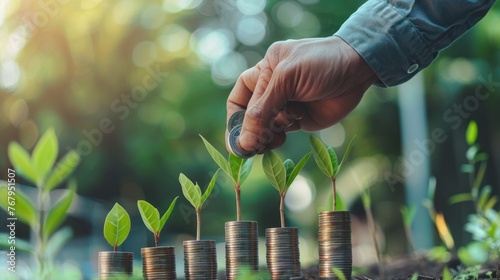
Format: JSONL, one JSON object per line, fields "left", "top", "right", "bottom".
{"left": 196, "top": 209, "right": 201, "bottom": 241}
{"left": 235, "top": 184, "right": 241, "bottom": 221}
{"left": 155, "top": 233, "right": 160, "bottom": 247}
{"left": 331, "top": 177, "right": 337, "bottom": 211}
{"left": 280, "top": 193, "right": 286, "bottom": 228}
{"left": 37, "top": 188, "right": 48, "bottom": 279}
{"left": 364, "top": 203, "right": 383, "bottom": 275}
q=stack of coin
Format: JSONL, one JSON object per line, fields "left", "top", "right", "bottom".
{"left": 141, "top": 246, "right": 176, "bottom": 279}
{"left": 266, "top": 227, "right": 301, "bottom": 280}
{"left": 98, "top": 251, "right": 133, "bottom": 279}
{"left": 225, "top": 221, "right": 259, "bottom": 279}
{"left": 183, "top": 240, "right": 217, "bottom": 280}
{"left": 318, "top": 211, "right": 352, "bottom": 279}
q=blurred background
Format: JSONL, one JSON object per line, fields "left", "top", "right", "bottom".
{"left": 0, "top": 0, "right": 499, "bottom": 278}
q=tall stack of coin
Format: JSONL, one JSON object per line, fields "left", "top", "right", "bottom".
{"left": 318, "top": 211, "right": 352, "bottom": 279}
{"left": 184, "top": 240, "right": 217, "bottom": 280}
{"left": 266, "top": 227, "right": 301, "bottom": 280}
{"left": 225, "top": 221, "right": 259, "bottom": 279}
{"left": 98, "top": 251, "right": 133, "bottom": 279}
{"left": 141, "top": 246, "right": 176, "bottom": 279}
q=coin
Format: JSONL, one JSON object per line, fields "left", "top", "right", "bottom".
{"left": 228, "top": 110, "right": 246, "bottom": 131}
{"left": 265, "top": 227, "right": 301, "bottom": 280}
{"left": 228, "top": 125, "right": 257, "bottom": 158}
{"left": 141, "top": 246, "right": 176, "bottom": 280}
{"left": 98, "top": 251, "right": 133, "bottom": 279}
{"left": 318, "top": 211, "right": 352, "bottom": 279}
{"left": 184, "top": 240, "right": 218, "bottom": 280}
{"left": 225, "top": 221, "right": 259, "bottom": 280}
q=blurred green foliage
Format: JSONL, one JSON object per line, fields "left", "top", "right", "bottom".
{"left": 0, "top": 0, "right": 499, "bottom": 268}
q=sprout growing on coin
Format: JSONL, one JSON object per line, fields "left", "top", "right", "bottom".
{"left": 179, "top": 170, "right": 219, "bottom": 240}
{"left": 310, "top": 135, "right": 355, "bottom": 211}
{"left": 104, "top": 203, "right": 131, "bottom": 251}
{"left": 137, "top": 197, "right": 178, "bottom": 247}
{"left": 262, "top": 151, "right": 311, "bottom": 227}
{"left": 200, "top": 135, "right": 253, "bottom": 221}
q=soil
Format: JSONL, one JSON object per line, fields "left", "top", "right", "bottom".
{"left": 301, "top": 257, "right": 500, "bottom": 280}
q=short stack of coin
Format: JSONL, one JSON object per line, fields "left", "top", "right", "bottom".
{"left": 266, "top": 227, "right": 301, "bottom": 280}
{"left": 225, "top": 221, "right": 259, "bottom": 279}
{"left": 318, "top": 211, "right": 352, "bottom": 279}
{"left": 141, "top": 246, "right": 176, "bottom": 279}
{"left": 98, "top": 251, "right": 133, "bottom": 279}
{"left": 183, "top": 240, "right": 217, "bottom": 280}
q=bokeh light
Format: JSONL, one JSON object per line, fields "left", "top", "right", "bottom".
{"left": 285, "top": 175, "right": 314, "bottom": 212}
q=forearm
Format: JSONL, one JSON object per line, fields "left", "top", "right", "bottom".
{"left": 335, "top": 0, "right": 496, "bottom": 87}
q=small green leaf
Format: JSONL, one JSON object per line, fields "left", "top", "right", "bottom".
{"left": 0, "top": 234, "right": 33, "bottom": 252}
{"left": 466, "top": 120, "right": 478, "bottom": 145}
{"left": 410, "top": 273, "right": 418, "bottom": 280}
{"left": 284, "top": 159, "right": 295, "bottom": 184}
{"left": 200, "top": 135, "right": 231, "bottom": 180}
{"left": 262, "top": 151, "right": 287, "bottom": 193}
{"left": 442, "top": 267, "right": 452, "bottom": 280}
{"left": 179, "top": 173, "right": 202, "bottom": 209}
{"left": 466, "top": 144, "right": 479, "bottom": 161}
{"left": 460, "top": 164, "right": 474, "bottom": 173}
{"left": 32, "top": 128, "right": 59, "bottom": 184}
{"left": 310, "top": 135, "right": 334, "bottom": 177}
{"left": 483, "top": 196, "right": 497, "bottom": 212}
{"left": 239, "top": 157, "right": 254, "bottom": 185}
{"left": 449, "top": 193, "right": 473, "bottom": 205}
{"left": 201, "top": 170, "right": 219, "bottom": 205}
{"left": 159, "top": 196, "right": 179, "bottom": 232}
{"left": 327, "top": 147, "right": 339, "bottom": 176}
{"left": 0, "top": 185, "right": 37, "bottom": 228}
{"left": 45, "top": 150, "right": 80, "bottom": 191}
{"left": 286, "top": 152, "right": 311, "bottom": 187}
{"left": 103, "top": 203, "right": 131, "bottom": 249}
{"left": 477, "top": 185, "right": 492, "bottom": 213}
{"left": 229, "top": 153, "right": 244, "bottom": 183}
{"left": 474, "top": 152, "right": 489, "bottom": 162}
{"left": 137, "top": 200, "right": 160, "bottom": 234}
{"left": 8, "top": 142, "right": 38, "bottom": 184}
{"left": 400, "top": 205, "right": 417, "bottom": 227}
{"left": 44, "top": 182, "right": 75, "bottom": 238}
{"left": 337, "top": 135, "right": 356, "bottom": 175}
{"left": 472, "top": 162, "right": 487, "bottom": 191}
{"left": 331, "top": 268, "right": 346, "bottom": 280}
{"left": 46, "top": 227, "right": 72, "bottom": 259}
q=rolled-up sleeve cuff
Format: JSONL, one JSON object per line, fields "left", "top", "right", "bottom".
{"left": 335, "top": 0, "right": 435, "bottom": 87}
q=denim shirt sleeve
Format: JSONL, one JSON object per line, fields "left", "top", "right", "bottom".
{"left": 335, "top": 0, "right": 496, "bottom": 87}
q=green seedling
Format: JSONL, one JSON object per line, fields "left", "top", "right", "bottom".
{"left": 262, "top": 151, "right": 310, "bottom": 227}
{"left": 332, "top": 267, "right": 347, "bottom": 280}
{"left": 360, "top": 187, "right": 383, "bottom": 278}
{"left": 0, "top": 128, "right": 80, "bottom": 280}
{"left": 104, "top": 203, "right": 131, "bottom": 251}
{"left": 310, "top": 135, "right": 355, "bottom": 211}
{"left": 179, "top": 170, "right": 219, "bottom": 240}
{"left": 137, "top": 197, "right": 178, "bottom": 247}
{"left": 200, "top": 135, "right": 253, "bottom": 221}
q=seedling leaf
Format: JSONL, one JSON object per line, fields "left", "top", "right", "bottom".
{"left": 466, "top": 144, "right": 479, "bottom": 161}
{"left": 442, "top": 267, "right": 452, "bottom": 280}
{"left": 179, "top": 173, "right": 202, "bottom": 209}
{"left": 44, "top": 181, "right": 75, "bottom": 238}
{"left": 327, "top": 147, "right": 339, "bottom": 176}
{"left": 229, "top": 153, "right": 244, "bottom": 183}
{"left": 449, "top": 193, "right": 473, "bottom": 205}
{"left": 200, "top": 135, "right": 231, "bottom": 180}
{"left": 284, "top": 159, "right": 295, "bottom": 184}
{"left": 0, "top": 185, "right": 37, "bottom": 228}
{"left": 262, "top": 151, "right": 286, "bottom": 193}
{"left": 400, "top": 205, "right": 417, "bottom": 227}
{"left": 477, "top": 185, "right": 492, "bottom": 213}
{"left": 45, "top": 150, "right": 80, "bottom": 191}
{"left": 332, "top": 268, "right": 346, "bottom": 280}
{"left": 103, "top": 203, "right": 131, "bottom": 250}
{"left": 337, "top": 135, "right": 356, "bottom": 175}
{"left": 159, "top": 196, "right": 179, "bottom": 231}
{"left": 32, "top": 128, "right": 58, "bottom": 184}
{"left": 286, "top": 152, "right": 311, "bottom": 187}
{"left": 240, "top": 157, "right": 254, "bottom": 185}
{"left": 310, "top": 135, "right": 333, "bottom": 177}
{"left": 138, "top": 200, "right": 160, "bottom": 234}
{"left": 201, "top": 170, "right": 219, "bottom": 205}
{"left": 466, "top": 120, "right": 478, "bottom": 145}
{"left": 0, "top": 234, "right": 33, "bottom": 252}
{"left": 8, "top": 142, "right": 38, "bottom": 184}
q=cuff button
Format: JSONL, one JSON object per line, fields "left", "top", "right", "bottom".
{"left": 407, "top": 63, "right": 419, "bottom": 74}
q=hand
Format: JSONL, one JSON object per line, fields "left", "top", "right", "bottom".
{"left": 226, "top": 36, "right": 377, "bottom": 154}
